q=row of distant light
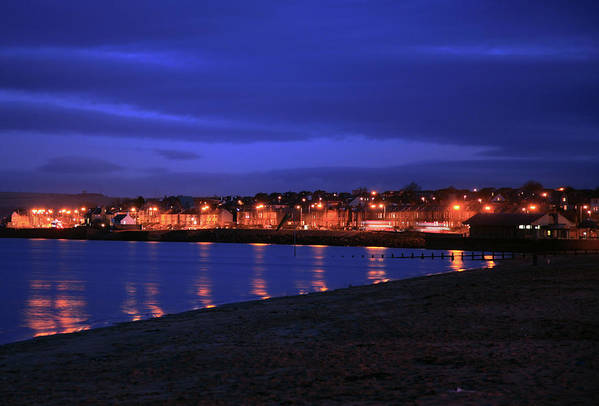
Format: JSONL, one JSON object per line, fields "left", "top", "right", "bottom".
{"left": 31, "top": 207, "right": 86, "bottom": 215}
{"left": 141, "top": 206, "right": 211, "bottom": 212}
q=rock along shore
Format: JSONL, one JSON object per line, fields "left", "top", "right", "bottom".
{"left": 1, "top": 255, "right": 598, "bottom": 405}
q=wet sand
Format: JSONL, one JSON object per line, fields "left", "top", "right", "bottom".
{"left": 1, "top": 255, "right": 598, "bottom": 405}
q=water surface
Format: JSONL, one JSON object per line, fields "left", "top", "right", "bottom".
{"left": 0, "top": 238, "right": 495, "bottom": 344}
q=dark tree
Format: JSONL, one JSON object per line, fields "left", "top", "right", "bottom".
{"left": 254, "top": 192, "right": 269, "bottom": 203}
{"left": 521, "top": 180, "right": 543, "bottom": 194}
{"left": 404, "top": 182, "right": 421, "bottom": 192}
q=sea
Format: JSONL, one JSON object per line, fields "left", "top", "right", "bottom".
{"left": 0, "top": 238, "right": 495, "bottom": 344}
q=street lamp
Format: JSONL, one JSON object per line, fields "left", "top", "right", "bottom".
{"left": 296, "top": 205, "right": 303, "bottom": 227}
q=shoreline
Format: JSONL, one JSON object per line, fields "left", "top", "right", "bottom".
{"left": 2, "top": 227, "right": 599, "bottom": 252}
{"left": 1, "top": 259, "right": 499, "bottom": 347}
{"left": 1, "top": 255, "right": 597, "bottom": 404}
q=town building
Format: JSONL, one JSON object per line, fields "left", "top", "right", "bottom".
{"left": 111, "top": 213, "right": 138, "bottom": 230}
{"left": 464, "top": 212, "right": 577, "bottom": 239}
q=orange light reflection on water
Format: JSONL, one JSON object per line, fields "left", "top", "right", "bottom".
{"left": 448, "top": 250, "right": 465, "bottom": 272}
{"left": 121, "top": 282, "right": 141, "bottom": 321}
{"left": 144, "top": 283, "right": 164, "bottom": 317}
{"left": 24, "top": 279, "right": 90, "bottom": 337}
{"left": 192, "top": 242, "right": 215, "bottom": 309}
{"left": 366, "top": 247, "right": 388, "bottom": 284}
{"left": 251, "top": 244, "right": 270, "bottom": 299}
{"left": 310, "top": 246, "right": 329, "bottom": 292}
{"left": 196, "top": 275, "right": 214, "bottom": 308}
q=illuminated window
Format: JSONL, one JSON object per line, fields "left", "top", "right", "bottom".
{"left": 519, "top": 225, "right": 525, "bottom": 229}
{"left": 526, "top": 225, "right": 532, "bottom": 229}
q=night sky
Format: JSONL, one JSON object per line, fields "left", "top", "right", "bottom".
{"left": 1, "top": 1, "right": 598, "bottom": 196}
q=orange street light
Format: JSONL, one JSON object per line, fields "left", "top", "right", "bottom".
{"left": 484, "top": 206, "right": 492, "bottom": 211}
{"left": 256, "top": 204, "right": 264, "bottom": 209}
{"left": 453, "top": 205, "right": 461, "bottom": 210}
{"left": 370, "top": 204, "right": 377, "bottom": 209}
{"left": 529, "top": 205, "right": 537, "bottom": 210}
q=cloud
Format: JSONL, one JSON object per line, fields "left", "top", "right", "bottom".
{"left": 0, "top": 0, "right": 597, "bottom": 177}
{"left": 410, "top": 44, "right": 599, "bottom": 60}
{"left": 37, "top": 156, "right": 122, "bottom": 174}
{"left": 0, "top": 89, "right": 305, "bottom": 142}
{"left": 9, "top": 158, "right": 597, "bottom": 196}
{"left": 0, "top": 47, "right": 203, "bottom": 69}
{"left": 154, "top": 149, "right": 201, "bottom": 160}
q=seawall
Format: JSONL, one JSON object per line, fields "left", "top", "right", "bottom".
{"left": 1, "top": 227, "right": 598, "bottom": 252}
{"left": 0, "top": 228, "right": 426, "bottom": 248}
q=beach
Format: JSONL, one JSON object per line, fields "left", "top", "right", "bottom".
{"left": 1, "top": 255, "right": 597, "bottom": 405}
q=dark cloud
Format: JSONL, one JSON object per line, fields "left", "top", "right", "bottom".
{"left": 1, "top": 0, "right": 598, "bottom": 184}
{"left": 6, "top": 159, "right": 597, "bottom": 196}
{"left": 37, "top": 156, "right": 122, "bottom": 174}
{"left": 154, "top": 149, "right": 200, "bottom": 160}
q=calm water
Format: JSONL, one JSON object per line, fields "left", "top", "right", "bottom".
{"left": 0, "top": 238, "right": 495, "bottom": 344}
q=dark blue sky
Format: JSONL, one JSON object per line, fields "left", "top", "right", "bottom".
{"left": 1, "top": 1, "right": 598, "bottom": 196}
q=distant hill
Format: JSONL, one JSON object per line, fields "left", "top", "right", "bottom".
{"left": 0, "top": 192, "right": 117, "bottom": 218}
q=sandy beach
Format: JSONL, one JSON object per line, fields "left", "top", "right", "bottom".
{"left": 1, "top": 255, "right": 597, "bottom": 405}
